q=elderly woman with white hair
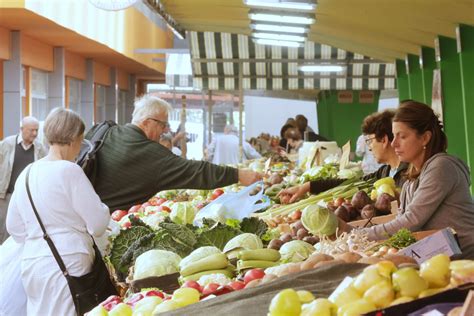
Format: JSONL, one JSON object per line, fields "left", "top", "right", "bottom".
{"left": 6, "top": 108, "right": 110, "bottom": 316}
{"left": 89, "top": 94, "right": 262, "bottom": 212}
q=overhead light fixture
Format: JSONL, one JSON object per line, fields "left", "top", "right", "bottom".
{"left": 253, "top": 32, "right": 306, "bottom": 42}
{"left": 249, "top": 11, "right": 315, "bottom": 24}
{"left": 254, "top": 38, "right": 304, "bottom": 47}
{"left": 250, "top": 23, "right": 308, "bottom": 34}
{"left": 299, "top": 65, "right": 345, "bottom": 72}
{"left": 244, "top": 0, "right": 316, "bottom": 11}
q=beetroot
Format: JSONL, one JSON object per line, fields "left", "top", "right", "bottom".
{"left": 351, "top": 191, "right": 372, "bottom": 210}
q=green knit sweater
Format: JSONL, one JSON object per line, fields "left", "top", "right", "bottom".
{"left": 93, "top": 124, "right": 238, "bottom": 212}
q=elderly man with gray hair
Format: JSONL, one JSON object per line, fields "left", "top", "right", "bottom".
{"left": 0, "top": 116, "right": 47, "bottom": 243}
{"left": 88, "top": 94, "right": 262, "bottom": 212}
{"left": 207, "top": 124, "right": 262, "bottom": 165}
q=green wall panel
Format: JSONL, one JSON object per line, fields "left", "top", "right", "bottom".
{"left": 396, "top": 59, "right": 409, "bottom": 101}
{"left": 458, "top": 24, "right": 474, "bottom": 193}
{"left": 406, "top": 54, "right": 424, "bottom": 102}
{"left": 438, "top": 36, "right": 467, "bottom": 162}
{"left": 420, "top": 47, "right": 437, "bottom": 104}
{"left": 316, "top": 90, "right": 379, "bottom": 151}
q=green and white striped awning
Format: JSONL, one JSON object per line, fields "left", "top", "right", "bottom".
{"left": 189, "top": 31, "right": 396, "bottom": 91}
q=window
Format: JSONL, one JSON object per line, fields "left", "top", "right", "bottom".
{"left": 95, "top": 84, "right": 106, "bottom": 123}
{"left": 68, "top": 78, "right": 82, "bottom": 115}
{"left": 31, "top": 68, "right": 50, "bottom": 120}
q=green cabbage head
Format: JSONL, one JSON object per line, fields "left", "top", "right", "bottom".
{"left": 133, "top": 249, "right": 182, "bottom": 280}
{"left": 223, "top": 233, "right": 263, "bottom": 253}
{"left": 170, "top": 202, "right": 197, "bottom": 225}
{"left": 301, "top": 204, "right": 338, "bottom": 236}
{"left": 279, "top": 240, "right": 315, "bottom": 263}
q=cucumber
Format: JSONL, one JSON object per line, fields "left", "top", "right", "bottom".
{"left": 180, "top": 253, "right": 228, "bottom": 277}
{"left": 237, "top": 260, "right": 278, "bottom": 271}
{"left": 180, "top": 268, "right": 235, "bottom": 282}
{"left": 237, "top": 249, "right": 281, "bottom": 262}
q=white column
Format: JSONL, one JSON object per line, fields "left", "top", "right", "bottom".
{"left": 3, "top": 31, "right": 22, "bottom": 137}
{"left": 105, "top": 67, "right": 118, "bottom": 121}
{"left": 48, "top": 47, "right": 65, "bottom": 109}
{"left": 125, "top": 74, "right": 136, "bottom": 123}
{"left": 80, "top": 59, "right": 94, "bottom": 129}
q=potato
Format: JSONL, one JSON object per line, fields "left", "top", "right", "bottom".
{"left": 382, "top": 254, "right": 418, "bottom": 267}
{"left": 313, "top": 259, "right": 345, "bottom": 269}
{"left": 358, "top": 256, "right": 383, "bottom": 265}
{"left": 333, "top": 252, "right": 362, "bottom": 263}
{"left": 307, "top": 253, "right": 334, "bottom": 262}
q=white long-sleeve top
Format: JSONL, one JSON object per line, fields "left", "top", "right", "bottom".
{"left": 6, "top": 160, "right": 110, "bottom": 260}
{"left": 208, "top": 134, "right": 261, "bottom": 165}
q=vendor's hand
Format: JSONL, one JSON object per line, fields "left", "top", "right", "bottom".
{"left": 277, "top": 182, "right": 310, "bottom": 204}
{"left": 238, "top": 169, "right": 263, "bottom": 186}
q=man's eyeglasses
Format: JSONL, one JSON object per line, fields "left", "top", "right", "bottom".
{"left": 148, "top": 118, "right": 170, "bottom": 129}
{"left": 365, "top": 136, "right": 377, "bottom": 146}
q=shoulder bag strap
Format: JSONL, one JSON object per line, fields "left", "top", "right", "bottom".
{"left": 25, "top": 166, "right": 71, "bottom": 277}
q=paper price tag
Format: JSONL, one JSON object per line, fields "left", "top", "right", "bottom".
{"left": 263, "top": 157, "right": 272, "bottom": 174}
{"left": 339, "top": 141, "right": 351, "bottom": 170}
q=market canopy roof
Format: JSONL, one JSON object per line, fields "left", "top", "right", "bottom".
{"left": 188, "top": 31, "right": 396, "bottom": 91}
{"left": 159, "top": 0, "right": 473, "bottom": 62}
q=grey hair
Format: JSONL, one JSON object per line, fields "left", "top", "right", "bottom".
{"left": 131, "top": 94, "right": 173, "bottom": 124}
{"left": 20, "top": 116, "right": 39, "bottom": 128}
{"left": 44, "top": 108, "right": 85, "bottom": 145}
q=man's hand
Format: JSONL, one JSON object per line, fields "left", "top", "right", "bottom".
{"left": 238, "top": 169, "right": 263, "bottom": 186}
{"left": 277, "top": 182, "right": 310, "bottom": 204}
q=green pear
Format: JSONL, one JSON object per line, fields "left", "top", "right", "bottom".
{"left": 87, "top": 305, "right": 109, "bottom": 316}
{"left": 337, "top": 299, "right": 376, "bottom": 316}
{"left": 352, "top": 266, "right": 387, "bottom": 294}
{"left": 363, "top": 280, "right": 395, "bottom": 308}
{"left": 301, "top": 298, "right": 336, "bottom": 316}
{"left": 392, "top": 268, "right": 428, "bottom": 298}
{"left": 420, "top": 254, "right": 451, "bottom": 288}
{"left": 109, "top": 303, "right": 132, "bottom": 316}
{"left": 329, "top": 285, "right": 361, "bottom": 309}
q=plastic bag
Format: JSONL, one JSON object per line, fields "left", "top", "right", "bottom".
{"left": 0, "top": 237, "right": 27, "bottom": 316}
{"left": 194, "top": 181, "right": 269, "bottom": 226}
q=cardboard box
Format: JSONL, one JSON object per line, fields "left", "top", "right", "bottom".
{"left": 397, "top": 227, "right": 461, "bottom": 264}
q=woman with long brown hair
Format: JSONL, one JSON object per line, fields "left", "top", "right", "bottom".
{"left": 362, "top": 100, "right": 474, "bottom": 258}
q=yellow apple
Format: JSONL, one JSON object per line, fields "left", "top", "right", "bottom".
{"left": 352, "top": 266, "right": 386, "bottom": 294}
{"left": 419, "top": 254, "right": 451, "bottom": 288}
{"left": 109, "top": 303, "right": 132, "bottom": 316}
{"left": 392, "top": 267, "right": 428, "bottom": 298}
{"left": 301, "top": 298, "right": 336, "bottom": 316}
{"left": 363, "top": 280, "right": 395, "bottom": 308}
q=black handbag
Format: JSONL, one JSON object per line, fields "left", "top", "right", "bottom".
{"left": 25, "top": 167, "right": 118, "bottom": 316}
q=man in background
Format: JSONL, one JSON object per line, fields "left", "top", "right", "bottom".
{"left": 207, "top": 124, "right": 261, "bottom": 165}
{"left": 295, "top": 114, "right": 329, "bottom": 142}
{"left": 0, "top": 116, "right": 47, "bottom": 243}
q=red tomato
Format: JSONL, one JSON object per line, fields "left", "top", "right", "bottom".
{"left": 182, "top": 280, "right": 203, "bottom": 293}
{"left": 148, "top": 197, "right": 167, "bottom": 206}
{"left": 202, "top": 283, "right": 220, "bottom": 296}
{"left": 101, "top": 295, "right": 122, "bottom": 311}
{"left": 111, "top": 210, "right": 128, "bottom": 222}
{"left": 228, "top": 281, "right": 245, "bottom": 291}
{"left": 213, "top": 285, "right": 234, "bottom": 296}
{"left": 128, "top": 205, "right": 142, "bottom": 214}
{"left": 159, "top": 205, "right": 171, "bottom": 213}
{"left": 210, "top": 189, "right": 225, "bottom": 200}
{"left": 243, "top": 269, "right": 265, "bottom": 284}
{"left": 145, "top": 290, "right": 165, "bottom": 298}
{"left": 125, "top": 293, "right": 144, "bottom": 307}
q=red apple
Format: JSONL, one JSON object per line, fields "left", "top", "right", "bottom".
{"left": 202, "top": 283, "right": 220, "bottom": 296}
{"left": 182, "top": 280, "right": 202, "bottom": 293}
{"left": 145, "top": 290, "right": 165, "bottom": 298}
{"left": 111, "top": 210, "right": 128, "bottom": 222}
{"left": 125, "top": 293, "right": 144, "bottom": 307}
{"left": 128, "top": 205, "right": 142, "bottom": 214}
{"left": 229, "top": 281, "right": 245, "bottom": 291}
{"left": 213, "top": 285, "right": 234, "bottom": 296}
{"left": 210, "top": 189, "right": 225, "bottom": 200}
{"left": 243, "top": 269, "right": 265, "bottom": 284}
{"left": 101, "top": 295, "right": 122, "bottom": 311}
